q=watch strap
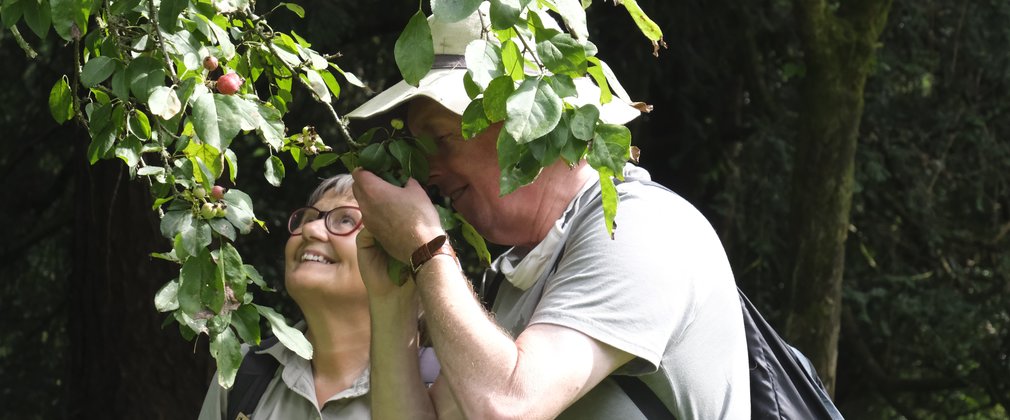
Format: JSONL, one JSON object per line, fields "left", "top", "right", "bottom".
{"left": 410, "top": 234, "right": 456, "bottom": 274}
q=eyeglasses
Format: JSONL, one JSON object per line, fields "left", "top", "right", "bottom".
{"left": 287, "top": 206, "right": 363, "bottom": 236}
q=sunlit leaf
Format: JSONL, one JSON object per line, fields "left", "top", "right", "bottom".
{"left": 394, "top": 10, "right": 434, "bottom": 86}
{"left": 431, "top": 0, "right": 483, "bottom": 22}
{"left": 264, "top": 155, "right": 285, "bottom": 187}
{"left": 255, "top": 305, "right": 313, "bottom": 360}
{"left": 505, "top": 78, "right": 562, "bottom": 143}
{"left": 154, "top": 280, "right": 180, "bottom": 312}
{"left": 48, "top": 77, "right": 73, "bottom": 124}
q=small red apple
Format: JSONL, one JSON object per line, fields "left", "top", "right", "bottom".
{"left": 203, "top": 55, "right": 219, "bottom": 72}
{"left": 217, "top": 73, "right": 243, "bottom": 95}
{"left": 211, "top": 185, "right": 226, "bottom": 201}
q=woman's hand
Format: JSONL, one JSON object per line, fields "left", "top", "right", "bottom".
{"left": 356, "top": 226, "right": 413, "bottom": 299}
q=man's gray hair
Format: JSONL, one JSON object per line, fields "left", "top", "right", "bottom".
{"left": 306, "top": 173, "right": 355, "bottom": 206}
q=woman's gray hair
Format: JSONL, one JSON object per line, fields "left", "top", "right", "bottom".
{"left": 306, "top": 173, "right": 355, "bottom": 206}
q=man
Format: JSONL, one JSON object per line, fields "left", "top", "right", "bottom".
{"left": 349, "top": 5, "right": 749, "bottom": 419}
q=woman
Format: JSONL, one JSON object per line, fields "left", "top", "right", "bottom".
{"left": 198, "top": 174, "right": 395, "bottom": 419}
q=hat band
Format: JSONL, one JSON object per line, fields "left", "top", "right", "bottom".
{"left": 433, "top": 54, "right": 466, "bottom": 69}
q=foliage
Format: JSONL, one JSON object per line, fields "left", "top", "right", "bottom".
{"left": 0, "top": 0, "right": 662, "bottom": 389}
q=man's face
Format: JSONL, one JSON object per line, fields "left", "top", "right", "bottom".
{"left": 407, "top": 97, "right": 541, "bottom": 245}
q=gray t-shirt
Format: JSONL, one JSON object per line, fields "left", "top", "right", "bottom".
{"left": 489, "top": 166, "right": 750, "bottom": 419}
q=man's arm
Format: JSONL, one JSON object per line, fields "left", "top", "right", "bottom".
{"left": 352, "top": 169, "right": 633, "bottom": 419}
{"left": 415, "top": 255, "right": 635, "bottom": 419}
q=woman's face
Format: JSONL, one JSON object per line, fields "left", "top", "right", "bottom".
{"left": 284, "top": 190, "right": 366, "bottom": 305}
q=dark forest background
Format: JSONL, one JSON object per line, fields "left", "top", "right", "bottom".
{"left": 1, "top": 0, "right": 1007, "bottom": 418}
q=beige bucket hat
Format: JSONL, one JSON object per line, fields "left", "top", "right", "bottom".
{"left": 346, "top": 2, "right": 641, "bottom": 125}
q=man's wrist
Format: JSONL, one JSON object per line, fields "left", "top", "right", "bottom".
{"left": 410, "top": 234, "right": 458, "bottom": 275}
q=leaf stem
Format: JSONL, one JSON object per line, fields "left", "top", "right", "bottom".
{"left": 146, "top": 0, "right": 181, "bottom": 85}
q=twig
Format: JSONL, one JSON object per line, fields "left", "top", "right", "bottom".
{"left": 10, "top": 25, "right": 38, "bottom": 59}
{"left": 71, "top": 38, "right": 89, "bottom": 128}
{"left": 146, "top": 0, "right": 180, "bottom": 84}
{"left": 252, "top": 24, "right": 359, "bottom": 148}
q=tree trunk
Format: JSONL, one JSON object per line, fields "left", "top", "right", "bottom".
{"left": 67, "top": 152, "right": 213, "bottom": 419}
{"left": 786, "top": 0, "right": 892, "bottom": 396}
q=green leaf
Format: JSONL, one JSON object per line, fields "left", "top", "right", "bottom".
{"left": 23, "top": 0, "right": 51, "bottom": 39}
{"left": 254, "top": 101, "right": 285, "bottom": 151}
{"left": 179, "top": 248, "right": 214, "bottom": 316}
{"left": 243, "top": 264, "right": 271, "bottom": 291}
{"left": 148, "top": 86, "right": 182, "bottom": 120}
{"left": 500, "top": 39, "right": 524, "bottom": 81}
{"left": 497, "top": 127, "right": 521, "bottom": 170}
{"left": 111, "top": 66, "right": 129, "bottom": 101}
{"left": 282, "top": 2, "right": 304, "bottom": 18}
{"left": 224, "top": 149, "right": 238, "bottom": 183}
{"left": 569, "top": 104, "right": 599, "bottom": 140}
{"left": 560, "top": 136, "right": 588, "bottom": 165}
{"left": 461, "top": 100, "right": 491, "bottom": 140}
{"left": 115, "top": 136, "right": 143, "bottom": 169}
{"left": 48, "top": 77, "right": 73, "bottom": 124}
{"left": 455, "top": 214, "right": 491, "bottom": 266}
{"left": 551, "top": 0, "right": 588, "bottom": 40}
{"left": 158, "top": 0, "right": 187, "bottom": 33}
{"left": 621, "top": 0, "right": 664, "bottom": 45}
{"left": 311, "top": 153, "right": 339, "bottom": 171}
{"left": 81, "top": 56, "right": 116, "bottom": 88}
{"left": 587, "top": 123, "right": 631, "bottom": 176}
{"left": 209, "top": 217, "right": 236, "bottom": 241}
{"left": 431, "top": 0, "right": 483, "bottom": 22}
{"left": 219, "top": 243, "right": 246, "bottom": 302}
{"left": 203, "top": 253, "right": 226, "bottom": 313}
{"left": 319, "top": 70, "right": 341, "bottom": 100}
{"left": 483, "top": 76, "right": 515, "bottom": 122}
{"left": 2, "top": 0, "right": 24, "bottom": 29}
{"left": 547, "top": 74, "right": 577, "bottom": 98}
{"left": 586, "top": 58, "right": 613, "bottom": 104}
{"left": 330, "top": 64, "right": 365, "bottom": 88}
{"left": 161, "top": 210, "right": 194, "bottom": 239}
{"left": 505, "top": 78, "right": 562, "bottom": 143}
{"left": 154, "top": 279, "right": 180, "bottom": 312}
{"left": 359, "top": 142, "right": 392, "bottom": 174}
{"left": 489, "top": 0, "right": 525, "bottom": 30}
{"left": 184, "top": 141, "right": 223, "bottom": 185}
{"left": 126, "top": 57, "right": 165, "bottom": 102}
{"left": 464, "top": 39, "right": 503, "bottom": 89}
{"left": 302, "top": 69, "right": 331, "bottom": 102}
{"left": 210, "top": 328, "right": 242, "bottom": 389}
{"left": 230, "top": 304, "right": 261, "bottom": 345}
{"left": 264, "top": 155, "right": 285, "bottom": 187}
{"left": 222, "top": 189, "right": 256, "bottom": 234}
{"left": 129, "top": 110, "right": 152, "bottom": 140}
{"left": 50, "top": 0, "right": 90, "bottom": 41}
{"left": 192, "top": 92, "right": 245, "bottom": 151}
{"left": 500, "top": 151, "right": 541, "bottom": 196}
{"left": 255, "top": 305, "right": 313, "bottom": 360}
{"left": 181, "top": 219, "right": 213, "bottom": 260}
{"left": 597, "top": 168, "right": 618, "bottom": 239}
{"left": 463, "top": 72, "right": 481, "bottom": 99}
{"left": 394, "top": 10, "right": 434, "bottom": 87}
{"left": 537, "top": 33, "right": 587, "bottom": 76}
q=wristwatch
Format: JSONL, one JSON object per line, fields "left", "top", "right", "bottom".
{"left": 410, "top": 234, "right": 457, "bottom": 275}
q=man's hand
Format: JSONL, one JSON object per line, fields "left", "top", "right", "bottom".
{"left": 351, "top": 168, "right": 443, "bottom": 262}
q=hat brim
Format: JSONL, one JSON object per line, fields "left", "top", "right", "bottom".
{"left": 347, "top": 69, "right": 640, "bottom": 126}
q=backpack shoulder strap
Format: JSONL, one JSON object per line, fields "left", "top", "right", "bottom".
{"left": 613, "top": 375, "right": 676, "bottom": 420}
{"left": 226, "top": 336, "right": 281, "bottom": 420}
